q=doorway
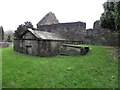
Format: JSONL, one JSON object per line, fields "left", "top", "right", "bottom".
{"left": 26, "top": 46, "right": 32, "bottom": 55}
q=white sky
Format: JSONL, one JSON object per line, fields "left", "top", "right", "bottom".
{"left": 0, "top": 0, "right": 107, "bottom": 31}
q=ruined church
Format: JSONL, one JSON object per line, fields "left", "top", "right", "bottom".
{"left": 14, "top": 12, "right": 117, "bottom": 56}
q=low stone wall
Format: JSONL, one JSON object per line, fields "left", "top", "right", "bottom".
{"left": 0, "top": 42, "right": 10, "bottom": 48}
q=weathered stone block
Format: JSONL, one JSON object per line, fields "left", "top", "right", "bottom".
{"left": 61, "top": 44, "right": 89, "bottom": 56}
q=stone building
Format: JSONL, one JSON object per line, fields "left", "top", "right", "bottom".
{"left": 37, "top": 12, "right": 86, "bottom": 42}
{"left": 14, "top": 12, "right": 118, "bottom": 57}
{"left": 14, "top": 28, "right": 66, "bottom": 56}
{"left": 37, "top": 12, "right": 59, "bottom": 25}
{"left": 14, "top": 12, "right": 87, "bottom": 56}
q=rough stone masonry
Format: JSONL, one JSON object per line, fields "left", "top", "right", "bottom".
{"left": 37, "top": 12, "right": 118, "bottom": 46}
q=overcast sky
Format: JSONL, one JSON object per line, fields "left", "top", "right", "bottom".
{"left": 0, "top": 0, "right": 107, "bottom": 31}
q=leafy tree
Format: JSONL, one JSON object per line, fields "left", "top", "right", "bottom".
{"left": 100, "top": 1, "right": 120, "bottom": 32}
{"left": 100, "top": 11, "right": 115, "bottom": 30}
{"left": 24, "top": 21, "right": 34, "bottom": 29}
{"left": 103, "top": 1, "right": 114, "bottom": 11}
{"left": 115, "top": 1, "right": 120, "bottom": 31}
{"left": 114, "top": 1, "right": 120, "bottom": 60}
{"left": 14, "top": 24, "right": 27, "bottom": 38}
{"left": 14, "top": 21, "right": 34, "bottom": 38}
{"left": 100, "top": 1, "right": 120, "bottom": 58}
{"left": 100, "top": 1, "right": 116, "bottom": 31}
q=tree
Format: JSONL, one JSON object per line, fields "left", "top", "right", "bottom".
{"left": 100, "top": 1, "right": 120, "bottom": 32}
{"left": 0, "top": 26, "right": 4, "bottom": 41}
{"left": 115, "top": 1, "right": 120, "bottom": 31}
{"left": 100, "top": 1, "right": 120, "bottom": 59}
{"left": 14, "top": 24, "right": 27, "bottom": 38}
{"left": 24, "top": 21, "right": 34, "bottom": 29}
{"left": 14, "top": 21, "right": 34, "bottom": 38}
{"left": 114, "top": 1, "right": 120, "bottom": 60}
{"left": 100, "top": 1, "right": 116, "bottom": 31}
{"left": 100, "top": 11, "right": 115, "bottom": 30}
{"left": 103, "top": 1, "right": 114, "bottom": 11}
{"left": 7, "top": 35, "right": 12, "bottom": 42}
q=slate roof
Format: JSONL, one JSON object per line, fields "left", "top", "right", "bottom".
{"left": 27, "top": 28, "right": 66, "bottom": 41}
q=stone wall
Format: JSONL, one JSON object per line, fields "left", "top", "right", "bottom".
{"left": 14, "top": 39, "right": 64, "bottom": 56}
{"left": 22, "top": 40, "right": 38, "bottom": 55}
{"left": 85, "top": 20, "right": 118, "bottom": 46}
{"left": 37, "top": 20, "right": 117, "bottom": 46}
{"left": 37, "top": 12, "right": 59, "bottom": 26}
{"left": 0, "top": 42, "right": 10, "bottom": 48}
{"left": 38, "top": 40, "right": 53, "bottom": 56}
{"left": 37, "top": 21, "right": 86, "bottom": 42}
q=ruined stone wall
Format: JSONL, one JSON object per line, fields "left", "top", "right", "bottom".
{"left": 14, "top": 39, "right": 38, "bottom": 55}
{"left": 85, "top": 21, "right": 118, "bottom": 46}
{"left": 38, "top": 40, "right": 52, "bottom": 56}
{"left": 14, "top": 39, "right": 21, "bottom": 52}
{"left": 38, "top": 20, "right": 118, "bottom": 46}
{"left": 37, "top": 21, "right": 86, "bottom": 41}
{"left": 14, "top": 39, "right": 65, "bottom": 56}
{"left": 22, "top": 40, "right": 38, "bottom": 55}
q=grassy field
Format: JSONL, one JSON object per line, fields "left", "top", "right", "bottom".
{"left": 0, "top": 48, "right": 2, "bottom": 89}
{"left": 2, "top": 45, "right": 118, "bottom": 88}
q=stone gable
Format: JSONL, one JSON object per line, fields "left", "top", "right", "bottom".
{"left": 37, "top": 12, "right": 59, "bottom": 26}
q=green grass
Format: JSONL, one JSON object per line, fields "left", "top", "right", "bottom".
{"left": 2, "top": 45, "right": 118, "bottom": 88}
{"left": 0, "top": 48, "right": 2, "bottom": 89}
